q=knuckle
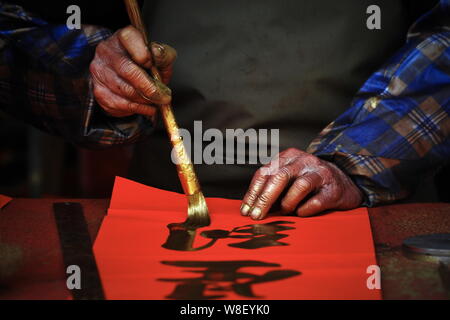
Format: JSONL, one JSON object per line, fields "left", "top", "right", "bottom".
{"left": 246, "top": 189, "right": 259, "bottom": 202}
{"left": 118, "top": 81, "right": 135, "bottom": 97}
{"left": 293, "top": 178, "right": 312, "bottom": 193}
{"left": 314, "top": 168, "right": 328, "bottom": 181}
{"left": 278, "top": 166, "right": 291, "bottom": 178}
{"left": 244, "top": 194, "right": 256, "bottom": 204}
{"left": 95, "top": 41, "right": 114, "bottom": 59}
{"left": 257, "top": 193, "right": 270, "bottom": 205}
{"left": 273, "top": 171, "right": 289, "bottom": 184}
{"left": 118, "top": 58, "right": 137, "bottom": 77}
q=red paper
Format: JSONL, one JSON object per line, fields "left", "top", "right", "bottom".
{"left": 93, "top": 177, "right": 381, "bottom": 300}
{"left": 0, "top": 194, "right": 12, "bottom": 209}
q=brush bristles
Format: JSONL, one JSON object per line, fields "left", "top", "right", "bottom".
{"left": 186, "top": 192, "right": 211, "bottom": 228}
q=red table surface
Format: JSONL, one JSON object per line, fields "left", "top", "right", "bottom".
{"left": 0, "top": 194, "right": 449, "bottom": 299}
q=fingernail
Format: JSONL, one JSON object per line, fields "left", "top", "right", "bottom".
{"left": 155, "top": 81, "right": 172, "bottom": 103}
{"left": 240, "top": 204, "right": 250, "bottom": 216}
{"left": 250, "top": 207, "right": 262, "bottom": 220}
{"left": 121, "top": 28, "right": 131, "bottom": 39}
{"left": 157, "top": 81, "right": 171, "bottom": 95}
{"left": 151, "top": 43, "right": 164, "bottom": 58}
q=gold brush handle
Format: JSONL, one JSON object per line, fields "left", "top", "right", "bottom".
{"left": 124, "top": 0, "right": 201, "bottom": 196}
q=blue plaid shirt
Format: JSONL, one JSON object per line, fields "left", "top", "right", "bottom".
{"left": 0, "top": 1, "right": 449, "bottom": 206}
{"left": 308, "top": 1, "right": 450, "bottom": 205}
{"left": 0, "top": 2, "right": 153, "bottom": 147}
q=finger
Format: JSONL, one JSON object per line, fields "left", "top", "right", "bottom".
{"left": 150, "top": 42, "right": 177, "bottom": 84}
{"left": 241, "top": 167, "right": 271, "bottom": 216}
{"left": 93, "top": 83, "right": 157, "bottom": 118}
{"left": 118, "top": 26, "right": 152, "bottom": 69}
{"left": 296, "top": 192, "right": 330, "bottom": 217}
{"left": 106, "top": 47, "right": 172, "bottom": 105}
{"left": 117, "top": 26, "right": 177, "bottom": 84}
{"left": 248, "top": 166, "right": 293, "bottom": 220}
{"left": 280, "top": 171, "right": 322, "bottom": 214}
{"left": 90, "top": 63, "right": 150, "bottom": 105}
{"left": 240, "top": 151, "right": 298, "bottom": 216}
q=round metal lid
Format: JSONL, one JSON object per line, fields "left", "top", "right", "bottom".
{"left": 403, "top": 233, "right": 450, "bottom": 257}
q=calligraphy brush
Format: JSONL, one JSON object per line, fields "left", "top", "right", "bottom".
{"left": 124, "top": 0, "right": 211, "bottom": 228}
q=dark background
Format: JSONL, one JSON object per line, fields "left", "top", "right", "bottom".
{"left": 0, "top": 0, "right": 448, "bottom": 201}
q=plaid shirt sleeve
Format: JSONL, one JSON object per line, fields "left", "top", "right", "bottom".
{"left": 307, "top": 0, "right": 450, "bottom": 206}
{"left": 0, "top": 2, "right": 154, "bottom": 148}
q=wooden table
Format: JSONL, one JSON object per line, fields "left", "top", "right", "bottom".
{"left": 0, "top": 198, "right": 449, "bottom": 299}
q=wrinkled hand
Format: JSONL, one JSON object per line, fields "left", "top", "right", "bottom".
{"left": 241, "top": 148, "right": 363, "bottom": 220}
{"left": 90, "top": 25, "right": 177, "bottom": 117}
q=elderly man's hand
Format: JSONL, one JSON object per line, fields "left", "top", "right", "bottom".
{"left": 240, "top": 148, "right": 363, "bottom": 220}
{"left": 90, "top": 25, "right": 177, "bottom": 118}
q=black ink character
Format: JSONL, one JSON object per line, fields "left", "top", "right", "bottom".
{"left": 158, "top": 260, "right": 301, "bottom": 300}
{"left": 200, "top": 221, "right": 295, "bottom": 249}
{"left": 162, "top": 220, "right": 295, "bottom": 251}
{"left": 161, "top": 223, "right": 220, "bottom": 251}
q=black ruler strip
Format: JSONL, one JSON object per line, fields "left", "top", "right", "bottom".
{"left": 53, "top": 202, "right": 105, "bottom": 300}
